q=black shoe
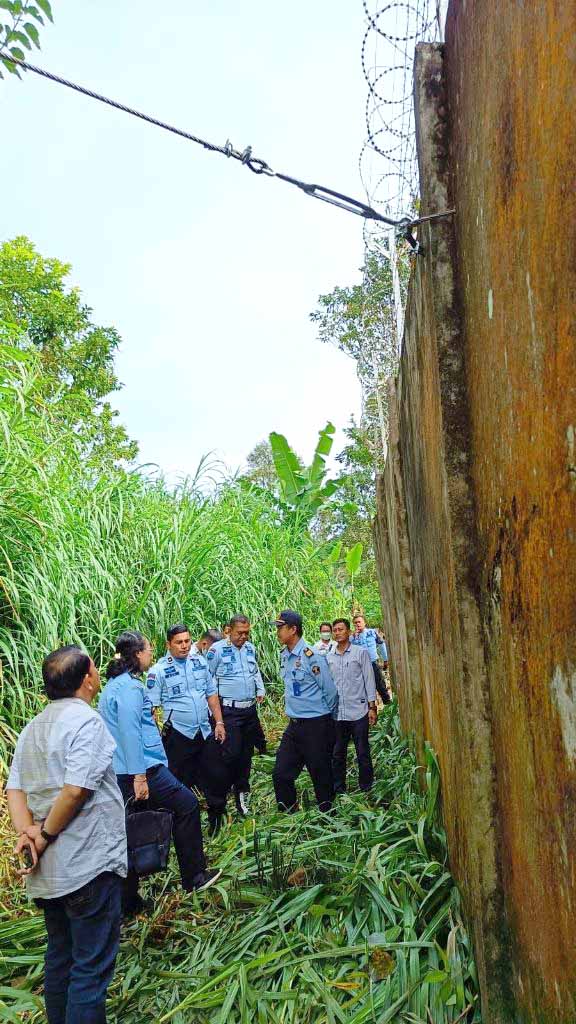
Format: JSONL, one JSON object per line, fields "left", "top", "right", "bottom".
{"left": 208, "top": 813, "right": 223, "bottom": 837}
{"left": 190, "top": 868, "right": 222, "bottom": 892}
{"left": 122, "top": 895, "right": 152, "bottom": 919}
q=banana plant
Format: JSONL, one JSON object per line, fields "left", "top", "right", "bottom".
{"left": 268, "top": 422, "right": 342, "bottom": 524}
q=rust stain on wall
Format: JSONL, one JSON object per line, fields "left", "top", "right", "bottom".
{"left": 373, "top": 5, "right": 576, "bottom": 1020}
{"left": 445, "top": 0, "right": 576, "bottom": 1018}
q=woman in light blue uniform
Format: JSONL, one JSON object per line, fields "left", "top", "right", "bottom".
{"left": 99, "top": 630, "right": 221, "bottom": 915}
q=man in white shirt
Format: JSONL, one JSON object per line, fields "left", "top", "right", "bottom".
{"left": 326, "top": 618, "right": 377, "bottom": 794}
{"left": 313, "top": 622, "right": 336, "bottom": 656}
{"left": 6, "top": 645, "right": 126, "bottom": 1024}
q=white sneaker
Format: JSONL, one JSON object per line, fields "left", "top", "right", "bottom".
{"left": 237, "top": 791, "right": 250, "bottom": 816}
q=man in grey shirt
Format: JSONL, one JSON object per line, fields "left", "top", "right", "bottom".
{"left": 326, "top": 618, "right": 377, "bottom": 794}
{"left": 7, "top": 645, "right": 126, "bottom": 1024}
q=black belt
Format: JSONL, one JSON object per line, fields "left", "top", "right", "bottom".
{"left": 289, "top": 713, "right": 331, "bottom": 724}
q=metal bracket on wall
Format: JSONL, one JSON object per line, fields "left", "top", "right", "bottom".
{"left": 401, "top": 209, "right": 456, "bottom": 256}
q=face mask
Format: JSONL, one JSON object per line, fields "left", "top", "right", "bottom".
{"left": 320, "top": 632, "right": 331, "bottom": 641}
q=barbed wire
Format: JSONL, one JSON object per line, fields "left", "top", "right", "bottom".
{"left": 355, "top": 2, "right": 446, "bottom": 450}
{"left": 360, "top": 1, "right": 443, "bottom": 247}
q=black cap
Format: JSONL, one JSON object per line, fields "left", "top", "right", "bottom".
{"left": 271, "top": 609, "right": 302, "bottom": 629}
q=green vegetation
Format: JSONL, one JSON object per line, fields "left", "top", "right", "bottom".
{"left": 0, "top": 0, "right": 53, "bottom": 78}
{"left": 1, "top": 710, "right": 481, "bottom": 1023}
{"left": 306, "top": 247, "right": 413, "bottom": 624}
{"left": 0, "top": 236, "right": 481, "bottom": 1021}
{"left": 0, "top": 237, "right": 345, "bottom": 769}
{"left": 0, "top": 344, "right": 344, "bottom": 766}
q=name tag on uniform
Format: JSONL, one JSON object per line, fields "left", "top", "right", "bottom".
{"left": 293, "top": 681, "right": 301, "bottom": 696}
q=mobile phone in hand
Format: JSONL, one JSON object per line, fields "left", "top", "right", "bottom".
{"left": 21, "top": 846, "right": 34, "bottom": 869}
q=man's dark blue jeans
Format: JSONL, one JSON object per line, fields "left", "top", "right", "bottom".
{"left": 35, "top": 870, "right": 122, "bottom": 1024}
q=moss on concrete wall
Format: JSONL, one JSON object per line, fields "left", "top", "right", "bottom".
{"left": 374, "top": 11, "right": 576, "bottom": 1019}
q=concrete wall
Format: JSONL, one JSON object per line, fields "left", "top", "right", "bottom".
{"left": 374, "top": 6, "right": 576, "bottom": 1021}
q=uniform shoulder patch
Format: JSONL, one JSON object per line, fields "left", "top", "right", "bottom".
{"left": 206, "top": 649, "right": 216, "bottom": 660}
{"left": 304, "top": 648, "right": 314, "bottom": 657}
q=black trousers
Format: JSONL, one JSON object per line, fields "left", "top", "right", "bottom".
{"left": 373, "top": 661, "right": 391, "bottom": 703}
{"left": 117, "top": 764, "right": 206, "bottom": 911}
{"left": 220, "top": 704, "right": 266, "bottom": 794}
{"left": 332, "top": 714, "right": 374, "bottom": 793}
{"left": 163, "top": 726, "right": 228, "bottom": 816}
{"left": 273, "top": 714, "right": 335, "bottom": 812}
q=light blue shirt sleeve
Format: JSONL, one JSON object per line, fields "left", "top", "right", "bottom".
{"left": 205, "top": 667, "right": 217, "bottom": 698}
{"left": 116, "top": 683, "right": 146, "bottom": 775}
{"left": 365, "top": 629, "right": 378, "bottom": 662}
{"left": 206, "top": 646, "right": 220, "bottom": 678}
{"left": 244, "top": 643, "right": 265, "bottom": 696}
{"left": 65, "top": 717, "right": 116, "bottom": 790}
{"left": 378, "top": 640, "right": 388, "bottom": 661}
{"left": 254, "top": 661, "right": 265, "bottom": 697}
{"left": 317, "top": 654, "right": 338, "bottom": 714}
{"left": 146, "top": 660, "right": 163, "bottom": 707}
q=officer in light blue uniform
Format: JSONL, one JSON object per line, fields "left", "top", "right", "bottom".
{"left": 272, "top": 609, "right": 338, "bottom": 812}
{"left": 206, "top": 614, "right": 266, "bottom": 815}
{"left": 351, "top": 613, "right": 390, "bottom": 704}
{"left": 99, "top": 629, "right": 221, "bottom": 913}
{"left": 146, "top": 623, "right": 229, "bottom": 833}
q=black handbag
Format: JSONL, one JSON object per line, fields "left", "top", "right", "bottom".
{"left": 125, "top": 799, "right": 173, "bottom": 877}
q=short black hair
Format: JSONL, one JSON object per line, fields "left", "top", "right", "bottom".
{"left": 200, "top": 629, "right": 223, "bottom": 643}
{"left": 319, "top": 622, "right": 332, "bottom": 631}
{"left": 229, "top": 614, "right": 250, "bottom": 628}
{"left": 167, "top": 623, "right": 190, "bottom": 641}
{"left": 42, "top": 645, "right": 91, "bottom": 700}
{"left": 333, "top": 618, "right": 351, "bottom": 630}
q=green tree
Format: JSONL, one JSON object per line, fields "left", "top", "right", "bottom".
{"left": 310, "top": 246, "right": 410, "bottom": 455}
{"left": 314, "top": 420, "right": 382, "bottom": 623}
{"left": 0, "top": 236, "right": 137, "bottom": 468}
{"left": 242, "top": 439, "right": 279, "bottom": 494}
{"left": 316, "top": 419, "right": 377, "bottom": 540}
{"left": 0, "top": 0, "right": 53, "bottom": 78}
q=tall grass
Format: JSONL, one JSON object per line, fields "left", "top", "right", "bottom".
{"left": 0, "top": 709, "right": 481, "bottom": 1023}
{"left": 0, "top": 350, "right": 344, "bottom": 767}
{"left": 0, "top": 349, "right": 481, "bottom": 1023}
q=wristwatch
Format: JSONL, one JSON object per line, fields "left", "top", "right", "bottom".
{"left": 40, "top": 827, "right": 58, "bottom": 844}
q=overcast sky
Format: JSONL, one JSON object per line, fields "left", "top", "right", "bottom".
{"left": 1, "top": 1, "right": 374, "bottom": 479}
